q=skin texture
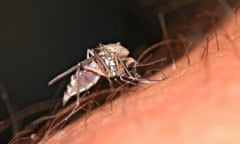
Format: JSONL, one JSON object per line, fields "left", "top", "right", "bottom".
{"left": 44, "top": 7, "right": 240, "bottom": 144}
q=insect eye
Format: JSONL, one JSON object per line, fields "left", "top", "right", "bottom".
{"left": 125, "top": 57, "right": 137, "bottom": 68}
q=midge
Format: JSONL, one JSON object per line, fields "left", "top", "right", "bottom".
{"left": 49, "top": 42, "right": 166, "bottom": 106}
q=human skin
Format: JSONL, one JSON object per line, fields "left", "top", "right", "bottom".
{"left": 45, "top": 8, "right": 240, "bottom": 144}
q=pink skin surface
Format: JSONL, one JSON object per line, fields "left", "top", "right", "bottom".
{"left": 45, "top": 8, "right": 240, "bottom": 144}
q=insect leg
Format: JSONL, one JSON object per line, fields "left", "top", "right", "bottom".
{"left": 82, "top": 65, "right": 107, "bottom": 77}
{"left": 48, "top": 63, "right": 81, "bottom": 86}
{"left": 132, "top": 75, "right": 167, "bottom": 84}
{"left": 122, "top": 70, "right": 167, "bottom": 84}
{"left": 92, "top": 49, "right": 112, "bottom": 76}
{"left": 75, "top": 67, "right": 81, "bottom": 107}
{"left": 119, "top": 74, "right": 138, "bottom": 86}
{"left": 136, "top": 57, "right": 167, "bottom": 67}
{"left": 63, "top": 67, "right": 83, "bottom": 121}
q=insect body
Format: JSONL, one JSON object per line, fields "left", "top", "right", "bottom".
{"left": 49, "top": 42, "right": 163, "bottom": 106}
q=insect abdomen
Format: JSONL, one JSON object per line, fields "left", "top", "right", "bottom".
{"left": 63, "top": 61, "right": 101, "bottom": 105}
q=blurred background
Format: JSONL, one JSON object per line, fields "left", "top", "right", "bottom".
{"left": 0, "top": 0, "right": 239, "bottom": 143}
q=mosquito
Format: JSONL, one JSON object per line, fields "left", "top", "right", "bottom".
{"left": 49, "top": 42, "right": 166, "bottom": 106}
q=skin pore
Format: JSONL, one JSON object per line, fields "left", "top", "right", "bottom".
{"left": 44, "top": 5, "right": 240, "bottom": 144}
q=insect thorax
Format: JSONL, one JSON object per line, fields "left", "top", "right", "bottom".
{"left": 100, "top": 54, "right": 124, "bottom": 77}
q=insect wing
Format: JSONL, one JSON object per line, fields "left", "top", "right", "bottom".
{"left": 63, "top": 60, "right": 101, "bottom": 105}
